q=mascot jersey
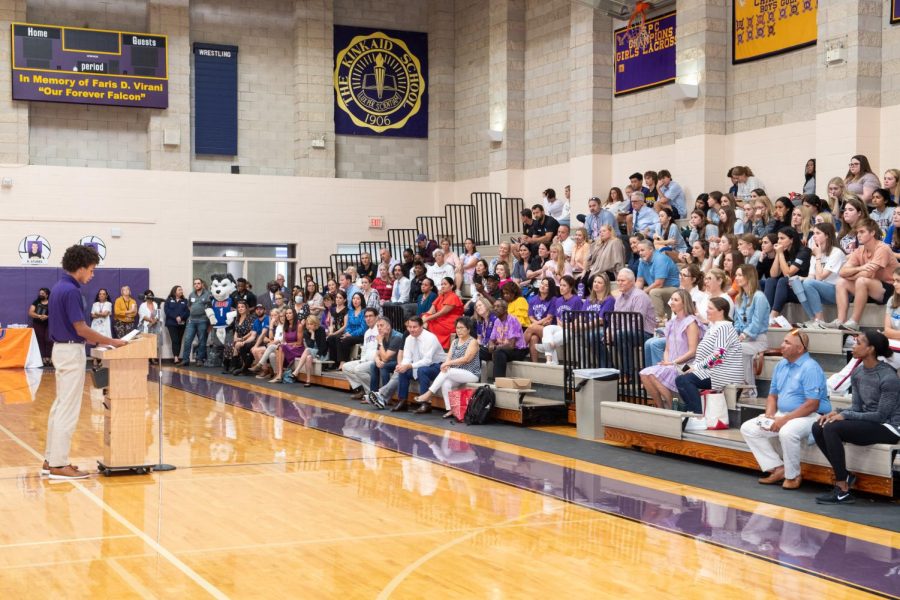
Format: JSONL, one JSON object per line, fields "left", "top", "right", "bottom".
{"left": 211, "top": 298, "right": 234, "bottom": 327}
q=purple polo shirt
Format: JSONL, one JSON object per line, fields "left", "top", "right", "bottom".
{"left": 553, "top": 294, "right": 585, "bottom": 323}
{"left": 49, "top": 273, "right": 87, "bottom": 343}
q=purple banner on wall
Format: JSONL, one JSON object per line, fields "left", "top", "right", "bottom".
{"left": 893, "top": 0, "right": 900, "bottom": 24}
{"left": 614, "top": 12, "right": 676, "bottom": 97}
{"left": 11, "top": 23, "right": 168, "bottom": 109}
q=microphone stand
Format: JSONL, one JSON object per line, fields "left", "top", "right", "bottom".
{"left": 152, "top": 297, "right": 176, "bottom": 472}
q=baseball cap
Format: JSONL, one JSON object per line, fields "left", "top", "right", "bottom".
{"left": 416, "top": 234, "right": 427, "bottom": 242}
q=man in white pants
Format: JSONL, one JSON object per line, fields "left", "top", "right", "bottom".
{"left": 342, "top": 308, "right": 379, "bottom": 400}
{"left": 740, "top": 330, "right": 831, "bottom": 489}
{"left": 43, "top": 245, "right": 125, "bottom": 480}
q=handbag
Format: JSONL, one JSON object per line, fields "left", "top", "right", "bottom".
{"left": 448, "top": 387, "right": 475, "bottom": 422}
{"left": 701, "top": 390, "right": 729, "bottom": 430}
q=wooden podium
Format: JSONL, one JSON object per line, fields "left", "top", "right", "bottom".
{"left": 91, "top": 333, "right": 157, "bottom": 474}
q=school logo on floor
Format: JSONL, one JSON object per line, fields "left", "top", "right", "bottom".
{"left": 333, "top": 27, "right": 427, "bottom": 137}
{"left": 18, "top": 235, "right": 50, "bottom": 265}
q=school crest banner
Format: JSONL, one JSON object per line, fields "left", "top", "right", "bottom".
{"left": 333, "top": 26, "right": 427, "bottom": 137}
{"left": 733, "top": 0, "right": 817, "bottom": 64}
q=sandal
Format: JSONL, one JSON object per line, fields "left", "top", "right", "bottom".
{"left": 269, "top": 377, "right": 282, "bottom": 384}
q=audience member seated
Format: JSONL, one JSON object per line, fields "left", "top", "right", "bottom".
{"left": 342, "top": 309, "right": 380, "bottom": 399}
{"left": 357, "top": 276, "right": 382, "bottom": 315}
{"left": 439, "top": 237, "right": 461, "bottom": 273}
{"left": 372, "top": 265, "right": 392, "bottom": 302}
{"left": 223, "top": 300, "right": 255, "bottom": 375}
{"left": 640, "top": 290, "right": 701, "bottom": 409}
{"left": 695, "top": 268, "right": 734, "bottom": 326}
{"left": 750, "top": 194, "right": 776, "bottom": 237}
{"left": 674, "top": 297, "right": 743, "bottom": 413}
{"left": 732, "top": 165, "right": 765, "bottom": 201}
{"left": 831, "top": 219, "right": 899, "bottom": 331}
{"left": 580, "top": 195, "right": 617, "bottom": 242}
{"left": 270, "top": 307, "right": 302, "bottom": 383}
{"left": 733, "top": 264, "right": 770, "bottom": 398}
{"left": 836, "top": 197, "right": 867, "bottom": 253}
{"left": 416, "top": 277, "right": 437, "bottom": 315}
{"left": 763, "top": 227, "right": 811, "bottom": 323}
{"left": 721, "top": 251, "right": 744, "bottom": 300}
{"left": 885, "top": 208, "right": 900, "bottom": 261}
{"left": 290, "top": 314, "right": 326, "bottom": 387}
{"left": 334, "top": 293, "right": 367, "bottom": 370}
{"left": 689, "top": 240, "right": 712, "bottom": 272}
{"left": 416, "top": 234, "right": 439, "bottom": 264}
{"left": 495, "top": 262, "right": 513, "bottom": 289}
{"left": 422, "top": 277, "right": 465, "bottom": 349}
{"left": 568, "top": 228, "right": 590, "bottom": 277}
{"left": 526, "top": 242, "right": 551, "bottom": 283}
{"left": 737, "top": 233, "right": 761, "bottom": 267}
{"left": 414, "top": 317, "right": 482, "bottom": 417}
{"left": 629, "top": 192, "right": 659, "bottom": 237}
{"left": 378, "top": 247, "right": 400, "bottom": 274}
{"left": 356, "top": 252, "right": 377, "bottom": 281}
{"left": 539, "top": 275, "right": 584, "bottom": 365}
{"left": 679, "top": 264, "right": 707, "bottom": 308}
{"left": 369, "top": 316, "right": 404, "bottom": 396}
{"left": 740, "top": 329, "right": 831, "bottom": 490}
{"left": 512, "top": 243, "right": 540, "bottom": 293}
{"left": 409, "top": 261, "right": 427, "bottom": 303}
{"left": 388, "top": 316, "right": 447, "bottom": 414}
{"left": 489, "top": 242, "right": 512, "bottom": 275}
{"left": 885, "top": 267, "right": 900, "bottom": 342}
{"left": 826, "top": 177, "right": 852, "bottom": 214}
{"left": 791, "top": 222, "right": 845, "bottom": 328}
{"left": 524, "top": 278, "right": 560, "bottom": 362}
{"left": 789, "top": 206, "right": 812, "bottom": 244}
{"left": 324, "top": 291, "right": 349, "bottom": 369}
{"left": 426, "top": 249, "right": 456, "bottom": 287}
{"left": 636, "top": 240, "right": 680, "bottom": 322}
{"left": 612, "top": 268, "right": 656, "bottom": 373}
{"left": 652, "top": 207, "right": 687, "bottom": 258}
{"left": 400, "top": 248, "right": 416, "bottom": 277}
{"left": 500, "top": 281, "right": 529, "bottom": 329}
{"left": 487, "top": 299, "right": 528, "bottom": 378}
{"left": 583, "top": 224, "right": 627, "bottom": 289}
{"left": 812, "top": 331, "right": 900, "bottom": 505}
{"left": 251, "top": 309, "right": 282, "bottom": 378}
{"left": 459, "top": 238, "right": 481, "bottom": 287}
{"left": 844, "top": 154, "right": 880, "bottom": 204}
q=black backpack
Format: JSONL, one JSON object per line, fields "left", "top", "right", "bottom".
{"left": 464, "top": 385, "right": 495, "bottom": 425}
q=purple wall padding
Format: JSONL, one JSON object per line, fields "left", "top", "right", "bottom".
{"left": 0, "top": 267, "right": 150, "bottom": 327}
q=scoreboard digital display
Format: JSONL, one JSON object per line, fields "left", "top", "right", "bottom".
{"left": 11, "top": 22, "right": 168, "bottom": 109}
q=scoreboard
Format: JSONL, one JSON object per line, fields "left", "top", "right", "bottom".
{"left": 11, "top": 22, "right": 168, "bottom": 109}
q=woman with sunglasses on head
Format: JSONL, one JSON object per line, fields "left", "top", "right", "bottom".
{"left": 811, "top": 331, "right": 899, "bottom": 505}
{"left": 792, "top": 222, "right": 846, "bottom": 329}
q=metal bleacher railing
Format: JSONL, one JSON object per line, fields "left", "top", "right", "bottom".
{"left": 562, "top": 310, "right": 649, "bottom": 406}
{"left": 298, "top": 193, "right": 525, "bottom": 290}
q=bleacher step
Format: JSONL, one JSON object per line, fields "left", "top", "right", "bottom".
{"left": 507, "top": 361, "right": 565, "bottom": 387}
{"left": 782, "top": 303, "right": 885, "bottom": 329}
{"left": 765, "top": 327, "right": 849, "bottom": 355}
{"left": 757, "top": 353, "right": 847, "bottom": 380}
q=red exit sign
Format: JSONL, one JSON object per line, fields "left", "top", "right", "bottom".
{"left": 368, "top": 216, "right": 384, "bottom": 229}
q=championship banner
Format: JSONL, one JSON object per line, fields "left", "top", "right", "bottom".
{"left": 333, "top": 26, "right": 427, "bottom": 137}
{"left": 732, "top": 0, "right": 817, "bottom": 64}
{"left": 892, "top": 0, "right": 900, "bottom": 24}
{"left": 0, "top": 328, "right": 43, "bottom": 370}
{"left": 11, "top": 22, "right": 168, "bottom": 109}
{"left": 614, "top": 12, "right": 676, "bottom": 97}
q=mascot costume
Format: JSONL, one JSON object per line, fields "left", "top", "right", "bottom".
{"left": 205, "top": 273, "right": 237, "bottom": 369}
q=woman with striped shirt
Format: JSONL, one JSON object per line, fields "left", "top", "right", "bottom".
{"left": 674, "top": 296, "right": 744, "bottom": 414}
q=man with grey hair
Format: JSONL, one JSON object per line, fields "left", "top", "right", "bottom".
{"left": 628, "top": 191, "right": 659, "bottom": 237}
{"left": 636, "top": 239, "right": 681, "bottom": 320}
{"left": 612, "top": 268, "right": 657, "bottom": 372}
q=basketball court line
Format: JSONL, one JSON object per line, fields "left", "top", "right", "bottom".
{"left": 0, "top": 421, "right": 229, "bottom": 600}
{"left": 0, "top": 533, "right": 136, "bottom": 550}
{"left": 163, "top": 371, "right": 900, "bottom": 598}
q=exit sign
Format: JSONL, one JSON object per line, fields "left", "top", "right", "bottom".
{"left": 368, "top": 216, "right": 384, "bottom": 229}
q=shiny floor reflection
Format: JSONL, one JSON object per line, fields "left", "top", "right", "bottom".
{"left": 0, "top": 368, "right": 895, "bottom": 598}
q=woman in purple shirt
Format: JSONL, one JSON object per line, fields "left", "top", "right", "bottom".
{"left": 524, "top": 278, "right": 560, "bottom": 362}
{"left": 538, "top": 275, "right": 584, "bottom": 364}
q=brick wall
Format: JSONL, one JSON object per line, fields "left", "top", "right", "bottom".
{"left": 523, "top": 0, "right": 570, "bottom": 169}
{"left": 191, "top": 0, "right": 295, "bottom": 176}
{"left": 454, "top": 0, "right": 489, "bottom": 181}
{"left": 26, "top": 0, "right": 149, "bottom": 169}
{"left": 612, "top": 88, "right": 676, "bottom": 154}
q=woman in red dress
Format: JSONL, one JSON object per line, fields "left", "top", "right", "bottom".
{"left": 423, "top": 276, "right": 464, "bottom": 349}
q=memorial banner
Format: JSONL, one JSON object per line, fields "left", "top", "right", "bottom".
{"left": 11, "top": 23, "right": 168, "bottom": 108}
{"left": 733, "top": 0, "right": 817, "bottom": 64}
{"left": 614, "top": 12, "right": 676, "bottom": 97}
{"left": 333, "top": 26, "right": 427, "bottom": 137}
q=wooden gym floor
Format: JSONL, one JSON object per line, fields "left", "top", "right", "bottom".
{"left": 0, "top": 368, "right": 897, "bottom": 599}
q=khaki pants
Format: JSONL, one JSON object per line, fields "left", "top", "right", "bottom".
{"left": 45, "top": 343, "right": 87, "bottom": 467}
{"left": 648, "top": 286, "right": 677, "bottom": 321}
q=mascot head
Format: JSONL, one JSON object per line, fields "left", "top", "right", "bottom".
{"left": 209, "top": 273, "right": 237, "bottom": 302}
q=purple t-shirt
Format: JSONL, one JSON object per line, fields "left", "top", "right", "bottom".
{"left": 489, "top": 315, "right": 526, "bottom": 349}
{"left": 49, "top": 273, "right": 87, "bottom": 343}
{"left": 553, "top": 294, "right": 585, "bottom": 323}
{"left": 582, "top": 296, "right": 616, "bottom": 322}
{"left": 528, "top": 295, "right": 557, "bottom": 321}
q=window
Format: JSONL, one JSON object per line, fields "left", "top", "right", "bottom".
{"left": 193, "top": 243, "right": 296, "bottom": 290}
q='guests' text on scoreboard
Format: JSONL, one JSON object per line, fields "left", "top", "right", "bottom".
{"left": 11, "top": 23, "right": 168, "bottom": 109}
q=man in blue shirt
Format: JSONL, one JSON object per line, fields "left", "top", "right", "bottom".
{"left": 579, "top": 196, "right": 618, "bottom": 242}
{"left": 635, "top": 240, "right": 680, "bottom": 321}
{"left": 657, "top": 169, "right": 686, "bottom": 219}
{"left": 740, "top": 329, "right": 831, "bottom": 489}
{"left": 44, "top": 245, "right": 125, "bottom": 480}
{"left": 628, "top": 192, "right": 659, "bottom": 238}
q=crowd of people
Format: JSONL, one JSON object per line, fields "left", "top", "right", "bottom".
{"left": 27, "top": 156, "right": 900, "bottom": 503}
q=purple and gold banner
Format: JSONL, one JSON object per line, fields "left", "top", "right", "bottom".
{"left": 732, "top": 0, "right": 817, "bottom": 64}
{"left": 614, "top": 12, "right": 676, "bottom": 97}
{"left": 11, "top": 23, "right": 168, "bottom": 109}
{"left": 892, "top": 0, "right": 900, "bottom": 24}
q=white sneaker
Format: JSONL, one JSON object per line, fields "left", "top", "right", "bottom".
{"left": 802, "top": 319, "right": 824, "bottom": 329}
{"left": 842, "top": 319, "right": 860, "bottom": 331}
{"left": 823, "top": 319, "right": 843, "bottom": 329}
{"left": 684, "top": 416, "right": 707, "bottom": 432}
